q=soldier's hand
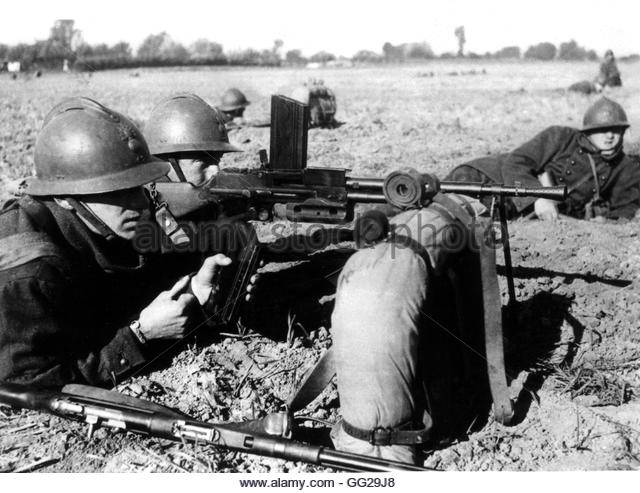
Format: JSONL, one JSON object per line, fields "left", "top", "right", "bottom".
{"left": 190, "top": 254, "right": 233, "bottom": 305}
{"left": 138, "top": 275, "right": 197, "bottom": 340}
{"left": 534, "top": 198, "right": 559, "bottom": 221}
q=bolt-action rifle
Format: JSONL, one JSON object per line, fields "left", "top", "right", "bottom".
{"left": 0, "top": 382, "right": 429, "bottom": 472}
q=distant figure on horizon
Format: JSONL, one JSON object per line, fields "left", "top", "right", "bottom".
{"left": 596, "top": 50, "right": 622, "bottom": 89}
{"left": 568, "top": 49, "right": 622, "bottom": 95}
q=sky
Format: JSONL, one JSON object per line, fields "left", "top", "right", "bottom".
{"left": 2, "top": 0, "right": 639, "bottom": 57}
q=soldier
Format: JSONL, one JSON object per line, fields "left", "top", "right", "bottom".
{"left": 327, "top": 195, "right": 496, "bottom": 464}
{"left": 0, "top": 97, "right": 233, "bottom": 387}
{"left": 596, "top": 50, "right": 622, "bottom": 90}
{"left": 143, "top": 93, "right": 343, "bottom": 335}
{"left": 217, "top": 88, "right": 251, "bottom": 127}
{"left": 291, "top": 79, "right": 338, "bottom": 128}
{"left": 144, "top": 93, "right": 241, "bottom": 187}
{"left": 446, "top": 97, "right": 640, "bottom": 221}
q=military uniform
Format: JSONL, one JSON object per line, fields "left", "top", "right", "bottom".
{"left": 598, "top": 58, "right": 622, "bottom": 88}
{"left": 329, "top": 195, "right": 493, "bottom": 464}
{"left": 447, "top": 98, "right": 640, "bottom": 220}
{"left": 0, "top": 197, "right": 166, "bottom": 386}
{"left": 0, "top": 97, "right": 227, "bottom": 388}
{"left": 447, "top": 126, "right": 640, "bottom": 219}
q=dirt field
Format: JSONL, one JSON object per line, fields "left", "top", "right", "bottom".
{"left": 1, "top": 60, "right": 640, "bottom": 472}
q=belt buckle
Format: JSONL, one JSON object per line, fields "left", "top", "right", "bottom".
{"left": 369, "top": 426, "right": 393, "bottom": 446}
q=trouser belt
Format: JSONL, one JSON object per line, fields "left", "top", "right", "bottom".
{"left": 341, "top": 419, "right": 430, "bottom": 446}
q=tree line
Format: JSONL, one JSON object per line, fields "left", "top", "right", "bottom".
{"left": 1, "top": 20, "right": 637, "bottom": 73}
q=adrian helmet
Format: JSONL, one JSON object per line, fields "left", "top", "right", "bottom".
{"left": 218, "top": 88, "right": 251, "bottom": 112}
{"left": 27, "top": 97, "right": 169, "bottom": 196}
{"left": 582, "top": 97, "right": 629, "bottom": 132}
{"left": 144, "top": 93, "right": 241, "bottom": 156}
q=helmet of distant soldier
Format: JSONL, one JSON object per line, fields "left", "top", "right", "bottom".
{"left": 582, "top": 97, "right": 629, "bottom": 132}
{"left": 144, "top": 93, "right": 241, "bottom": 156}
{"left": 26, "top": 97, "right": 169, "bottom": 196}
{"left": 218, "top": 88, "right": 251, "bottom": 112}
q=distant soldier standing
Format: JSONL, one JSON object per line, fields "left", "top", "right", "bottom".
{"left": 446, "top": 97, "right": 640, "bottom": 220}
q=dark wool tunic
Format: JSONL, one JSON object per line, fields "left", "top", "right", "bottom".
{"left": 0, "top": 196, "right": 181, "bottom": 387}
{"left": 446, "top": 126, "right": 640, "bottom": 219}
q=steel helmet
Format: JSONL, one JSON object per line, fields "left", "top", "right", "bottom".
{"left": 582, "top": 97, "right": 630, "bottom": 132}
{"left": 145, "top": 93, "right": 241, "bottom": 156}
{"left": 27, "top": 97, "right": 169, "bottom": 196}
{"left": 218, "top": 88, "right": 251, "bottom": 112}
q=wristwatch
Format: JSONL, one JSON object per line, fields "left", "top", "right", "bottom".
{"left": 129, "top": 319, "right": 147, "bottom": 345}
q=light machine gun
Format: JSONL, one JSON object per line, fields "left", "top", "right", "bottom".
{"left": 152, "top": 95, "right": 567, "bottom": 428}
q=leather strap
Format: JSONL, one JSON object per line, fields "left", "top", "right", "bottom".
{"left": 168, "top": 157, "right": 188, "bottom": 183}
{"left": 64, "top": 197, "right": 115, "bottom": 240}
{"left": 287, "top": 348, "right": 336, "bottom": 412}
{"left": 433, "top": 193, "right": 514, "bottom": 425}
{"left": 586, "top": 155, "right": 601, "bottom": 200}
{"left": 473, "top": 216, "right": 514, "bottom": 425}
{"left": 341, "top": 419, "right": 430, "bottom": 446}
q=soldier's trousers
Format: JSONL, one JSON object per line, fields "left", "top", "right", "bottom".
{"left": 330, "top": 196, "right": 486, "bottom": 464}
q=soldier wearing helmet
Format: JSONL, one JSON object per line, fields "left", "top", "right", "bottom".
{"left": 596, "top": 50, "right": 622, "bottom": 90}
{"left": 217, "top": 88, "right": 251, "bottom": 127}
{"left": 446, "top": 97, "right": 640, "bottom": 220}
{"left": 0, "top": 97, "right": 233, "bottom": 387}
{"left": 145, "top": 93, "right": 241, "bottom": 187}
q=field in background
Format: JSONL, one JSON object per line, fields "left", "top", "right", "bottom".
{"left": 2, "top": 60, "right": 640, "bottom": 199}
{"left": 1, "top": 60, "right": 640, "bottom": 472}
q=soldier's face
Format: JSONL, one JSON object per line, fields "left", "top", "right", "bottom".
{"left": 82, "top": 187, "right": 150, "bottom": 240}
{"left": 587, "top": 128, "right": 624, "bottom": 155}
{"left": 170, "top": 152, "right": 222, "bottom": 186}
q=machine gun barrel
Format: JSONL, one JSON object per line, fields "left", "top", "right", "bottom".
{"left": 345, "top": 175, "right": 567, "bottom": 206}
{"left": 439, "top": 181, "right": 567, "bottom": 200}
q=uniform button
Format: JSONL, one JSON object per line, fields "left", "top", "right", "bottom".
{"left": 570, "top": 160, "right": 576, "bottom": 165}
{"left": 119, "top": 357, "right": 128, "bottom": 366}
{"left": 566, "top": 170, "right": 572, "bottom": 175}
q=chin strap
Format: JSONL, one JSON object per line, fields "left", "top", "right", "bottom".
{"left": 168, "top": 157, "right": 188, "bottom": 182}
{"left": 64, "top": 197, "right": 116, "bottom": 240}
{"left": 600, "top": 141, "right": 624, "bottom": 162}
